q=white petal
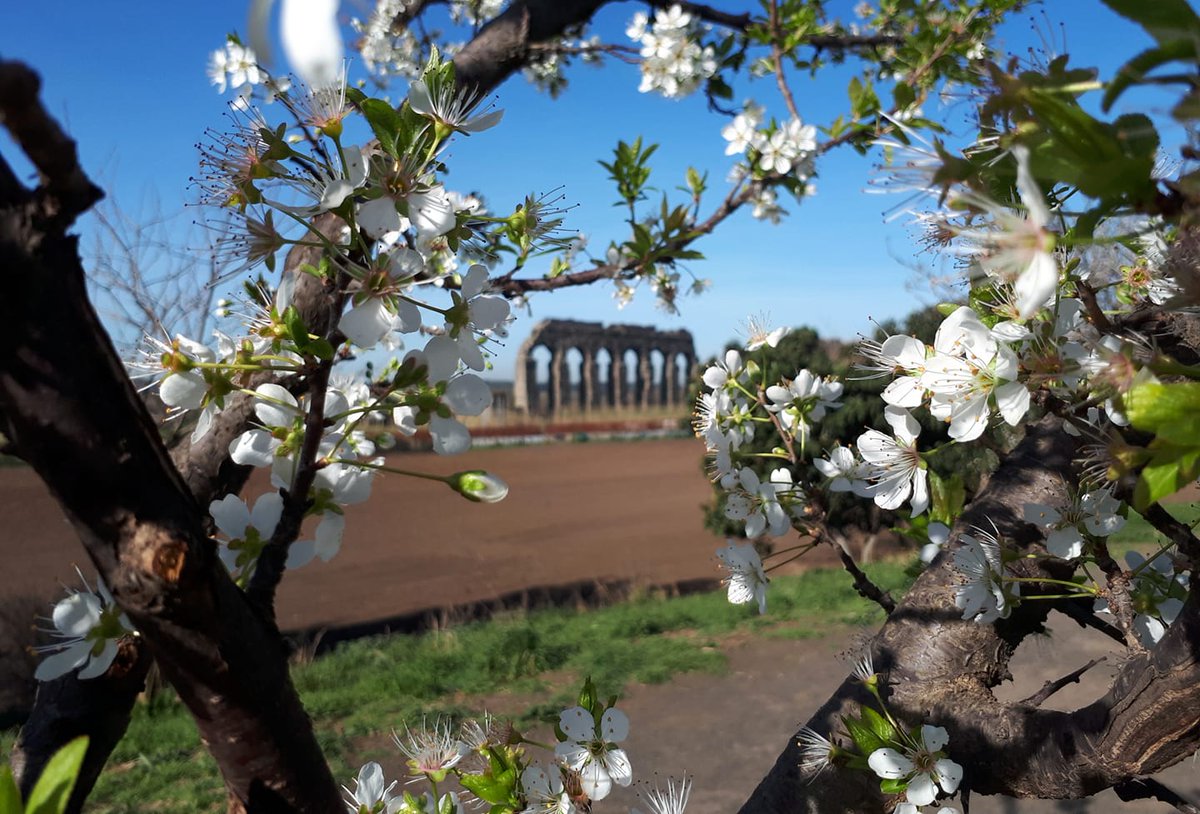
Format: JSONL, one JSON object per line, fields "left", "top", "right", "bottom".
{"left": 909, "top": 470, "right": 929, "bottom": 516}
{"left": 160, "top": 371, "right": 207, "bottom": 410}
{"left": 340, "top": 300, "right": 396, "bottom": 349}
{"left": 558, "top": 706, "right": 595, "bottom": 742}
{"left": 430, "top": 416, "right": 471, "bottom": 455}
{"left": 867, "top": 748, "right": 913, "bottom": 780}
{"left": 882, "top": 376, "right": 925, "bottom": 408}
{"left": 921, "top": 725, "right": 949, "bottom": 752}
{"left": 994, "top": 381, "right": 1030, "bottom": 426}
{"left": 250, "top": 492, "right": 284, "bottom": 537}
{"left": 444, "top": 374, "right": 493, "bottom": 418}
{"left": 229, "top": 429, "right": 279, "bottom": 467}
{"left": 579, "top": 760, "right": 613, "bottom": 801}
{"left": 209, "top": 494, "right": 252, "bottom": 539}
{"left": 1046, "top": 527, "right": 1084, "bottom": 559}
{"left": 906, "top": 772, "right": 937, "bottom": 807}
{"left": 601, "top": 747, "right": 632, "bottom": 787}
{"left": 600, "top": 708, "right": 629, "bottom": 742}
{"left": 409, "top": 186, "right": 455, "bottom": 237}
{"left": 34, "top": 642, "right": 91, "bottom": 681}
{"left": 357, "top": 197, "right": 403, "bottom": 239}
{"left": 52, "top": 593, "right": 102, "bottom": 637}
{"left": 424, "top": 335, "right": 460, "bottom": 383}
{"left": 78, "top": 639, "right": 119, "bottom": 680}
{"left": 1014, "top": 251, "right": 1059, "bottom": 320}
{"left": 286, "top": 540, "right": 317, "bottom": 569}
{"left": 469, "top": 296, "right": 510, "bottom": 333}
{"left": 254, "top": 383, "right": 300, "bottom": 427}
{"left": 935, "top": 758, "right": 963, "bottom": 794}
{"left": 314, "top": 512, "right": 345, "bottom": 560}
{"left": 883, "top": 406, "right": 920, "bottom": 443}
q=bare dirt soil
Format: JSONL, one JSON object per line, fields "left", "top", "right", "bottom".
{"left": 0, "top": 438, "right": 727, "bottom": 631}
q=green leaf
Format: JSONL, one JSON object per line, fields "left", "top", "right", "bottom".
{"left": 284, "top": 306, "right": 309, "bottom": 350}
{"left": 458, "top": 774, "right": 513, "bottom": 806}
{"left": 1133, "top": 447, "right": 1200, "bottom": 510}
{"left": 359, "top": 98, "right": 405, "bottom": 155}
{"left": 928, "top": 471, "right": 965, "bottom": 526}
{"left": 1097, "top": 0, "right": 1200, "bottom": 46}
{"left": 0, "top": 767, "right": 21, "bottom": 814}
{"left": 25, "top": 736, "right": 88, "bottom": 814}
{"left": 1124, "top": 381, "right": 1200, "bottom": 444}
{"left": 842, "top": 715, "right": 886, "bottom": 756}
{"left": 578, "top": 676, "right": 597, "bottom": 713}
{"left": 1103, "top": 40, "right": 1198, "bottom": 111}
{"left": 306, "top": 338, "right": 336, "bottom": 361}
{"left": 879, "top": 777, "right": 908, "bottom": 795}
{"left": 860, "top": 707, "right": 900, "bottom": 745}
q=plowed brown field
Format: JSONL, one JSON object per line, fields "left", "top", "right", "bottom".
{"left": 0, "top": 438, "right": 724, "bottom": 632}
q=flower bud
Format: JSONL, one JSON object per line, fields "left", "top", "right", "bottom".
{"left": 449, "top": 471, "right": 509, "bottom": 503}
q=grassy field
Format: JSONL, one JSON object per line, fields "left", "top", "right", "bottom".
{"left": 1, "top": 563, "right": 910, "bottom": 813}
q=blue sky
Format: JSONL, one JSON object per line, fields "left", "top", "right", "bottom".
{"left": 0, "top": 0, "right": 1177, "bottom": 377}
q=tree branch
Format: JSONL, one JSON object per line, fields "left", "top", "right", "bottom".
{"left": 1019, "top": 657, "right": 1106, "bottom": 707}
{"left": 1114, "top": 778, "right": 1200, "bottom": 814}
{"left": 0, "top": 61, "right": 101, "bottom": 221}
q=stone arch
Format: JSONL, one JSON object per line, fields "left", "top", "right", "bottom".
{"left": 514, "top": 320, "right": 695, "bottom": 417}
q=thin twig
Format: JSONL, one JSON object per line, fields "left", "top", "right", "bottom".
{"left": 826, "top": 530, "right": 895, "bottom": 613}
{"left": 767, "top": 0, "right": 802, "bottom": 122}
{"left": 1056, "top": 598, "right": 1128, "bottom": 645}
{"left": 1019, "top": 657, "right": 1106, "bottom": 707}
{"left": 1076, "top": 279, "right": 1116, "bottom": 335}
{"left": 1142, "top": 502, "right": 1200, "bottom": 563}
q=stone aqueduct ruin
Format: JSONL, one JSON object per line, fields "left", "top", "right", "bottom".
{"left": 513, "top": 320, "right": 697, "bottom": 415}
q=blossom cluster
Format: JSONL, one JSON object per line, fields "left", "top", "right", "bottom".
{"left": 626, "top": 5, "right": 718, "bottom": 98}
{"left": 722, "top": 101, "right": 818, "bottom": 183}
{"left": 341, "top": 689, "right": 664, "bottom": 814}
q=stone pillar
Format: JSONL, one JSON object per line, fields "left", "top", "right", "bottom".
{"left": 638, "top": 349, "right": 652, "bottom": 410}
{"left": 665, "top": 349, "right": 678, "bottom": 407}
{"left": 549, "top": 348, "right": 565, "bottom": 415}
{"left": 524, "top": 357, "right": 539, "bottom": 414}
{"left": 582, "top": 348, "right": 597, "bottom": 412}
{"left": 611, "top": 352, "right": 624, "bottom": 410}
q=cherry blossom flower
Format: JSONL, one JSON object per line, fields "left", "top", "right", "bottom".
{"left": 953, "top": 526, "right": 1018, "bottom": 624}
{"left": 35, "top": 572, "right": 134, "bottom": 682}
{"left": 716, "top": 541, "right": 769, "bottom": 614}
{"left": 209, "top": 491, "right": 284, "bottom": 580}
{"left": 1023, "top": 489, "right": 1125, "bottom": 559}
{"left": 921, "top": 306, "right": 1029, "bottom": 442}
{"left": 857, "top": 406, "right": 928, "bottom": 515}
{"left": 554, "top": 706, "right": 633, "bottom": 801}
{"left": 520, "top": 765, "right": 574, "bottom": 814}
{"left": 408, "top": 78, "right": 504, "bottom": 135}
{"left": 952, "top": 145, "right": 1058, "bottom": 319}
{"left": 814, "top": 446, "right": 873, "bottom": 497}
{"left": 343, "top": 761, "right": 399, "bottom": 814}
{"left": 797, "top": 727, "right": 837, "bottom": 778}
{"left": 868, "top": 725, "right": 963, "bottom": 807}
{"left": 722, "top": 101, "right": 763, "bottom": 155}
{"left": 395, "top": 718, "right": 470, "bottom": 779}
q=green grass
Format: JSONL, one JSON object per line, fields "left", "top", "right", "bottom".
{"left": 2, "top": 563, "right": 909, "bottom": 814}
{"left": 1107, "top": 499, "right": 1200, "bottom": 554}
